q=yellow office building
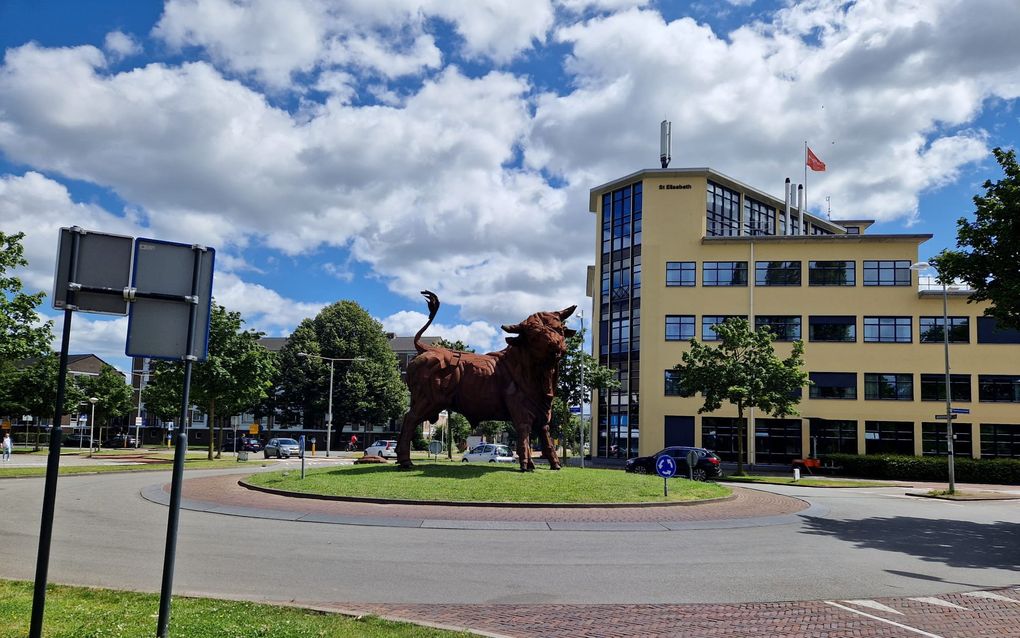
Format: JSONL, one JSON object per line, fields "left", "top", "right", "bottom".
{"left": 588, "top": 168, "right": 1020, "bottom": 464}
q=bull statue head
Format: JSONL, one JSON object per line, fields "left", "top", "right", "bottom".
{"left": 501, "top": 305, "right": 577, "bottom": 356}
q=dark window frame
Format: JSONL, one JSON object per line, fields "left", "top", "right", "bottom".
{"left": 864, "top": 373, "right": 914, "bottom": 401}
{"left": 863, "top": 260, "right": 912, "bottom": 286}
{"left": 919, "top": 316, "right": 969, "bottom": 343}
{"left": 920, "top": 374, "right": 971, "bottom": 402}
{"left": 665, "top": 261, "right": 696, "bottom": 287}
{"left": 864, "top": 316, "right": 912, "bottom": 343}
{"left": 808, "top": 260, "right": 856, "bottom": 286}
{"left": 706, "top": 181, "right": 741, "bottom": 237}
{"left": 809, "top": 372, "right": 857, "bottom": 400}
{"left": 665, "top": 315, "right": 696, "bottom": 342}
{"left": 703, "top": 261, "right": 748, "bottom": 287}
{"left": 755, "top": 315, "right": 802, "bottom": 341}
{"left": 808, "top": 316, "right": 856, "bottom": 342}
{"left": 978, "top": 375, "right": 1020, "bottom": 403}
{"left": 755, "top": 261, "right": 801, "bottom": 286}
{"left": 702, "top": 315, "right": 745, "bottom": 342}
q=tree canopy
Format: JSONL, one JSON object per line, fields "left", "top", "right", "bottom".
{"left": 549, "top": 327, "right": 618, "bottom": 458}
{"left": 276, "top": 300, "right": 407, "bottom": 443}
{"left": 0, "top": 231, "right": 53, "bottom": 364}
{"left": 934, "top": 147, "right": 1020, "bottom": 330}
{"left": 671, "top": 318, "right": 808, "bottom": 475}
{"left": 77, "top": 365, "right": 134, "bottom": 429}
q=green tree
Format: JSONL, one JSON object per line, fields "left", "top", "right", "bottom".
{"left": 2, "top": 354, "right": 86, "bottom": 448}
{"left": 0, "top": 231, "right": 53, "bottom": 365}
{"left": 142, "top": 303, "right": 277, "bottom": 459}
{"left": 78, "top": 366, "right": 135, "bottom": 445}
{"left": 934, "top": 147, "right": 1020, "bottom": 329}
{"left": 277, "top": 301, "right": 407, "bottom": 451}
{"left": 550, "top": 328, "right": 618, "bottom": 459}
{"left": 671, "top": 318, "right": 809, "bottom": 475}
{"left": 0, "top": 231, "right": 54, "bottom": 419}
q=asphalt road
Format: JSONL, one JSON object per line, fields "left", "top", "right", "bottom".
{"left": 0, "top": 469, "right": 1017, "bottom": 608}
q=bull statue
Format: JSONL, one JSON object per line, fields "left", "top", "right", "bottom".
{"left": 395, "top": 290, "right": 576, "bottom": 471}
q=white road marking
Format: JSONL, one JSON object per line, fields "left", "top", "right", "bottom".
{"left": 841, "top": 599, "right": 904, "bottom": 614}
{"left": 825, "top": 601, "right": 944, "bottom": 638}
{"left": 907, "top": 597, "right": 969, "bottom": 610}
{"left": 962, "top": 591, "right": 1020, "bottom": 603}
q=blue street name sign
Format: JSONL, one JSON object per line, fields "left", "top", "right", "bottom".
{"left": 656, "top": 454, "right": 677, "bottom": 479}
{"left": 569, "top": 406, "right": 582, "bottom": 414}
{"left": 950, "top": 408, "right": 970, "bottom": 414}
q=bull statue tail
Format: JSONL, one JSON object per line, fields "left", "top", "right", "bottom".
{"left": 414, "top": 290, "right": 441, "bottom": 353}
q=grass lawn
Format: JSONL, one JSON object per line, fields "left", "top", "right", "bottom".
{"left": 245, "top": 463, "right": 731, "bottom": 504}
{"left": 719, "top": 475, "right": 901, "bottom": 488}
{"left": 0, "top": 580, "right": 467, "bottom": 638}
{"left": 0, "top": 458, "right": 249, "bottom": 479}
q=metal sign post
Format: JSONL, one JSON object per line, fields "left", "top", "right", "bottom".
{"left": 31, "top": 228, "right": 132, "bottom": 638}
{"left": 300, "top": 435, "right": 306, "bottom": 479}
{"left": 656, "top": 455, "right": 677, "bottom": 497}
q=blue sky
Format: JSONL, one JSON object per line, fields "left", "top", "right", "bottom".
{"left": 1, "top": 0, "right": 1018, "bottom": 374}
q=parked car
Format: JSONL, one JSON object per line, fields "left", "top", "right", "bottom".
{"left": 221, "top": 436, "right": 261, "bottom": 452}
{"left": 462, "top": 443, "right": 515, "bottom": 463}
{"left": 63, "top": 434, "right": 94, "bottom": 449}
{"left": 102, "top": 434, "right": 138, "bottom": 448}
{"left": 363, "top": 439, "right": 398, "bottom": 459}
{"left": 264, "top": 438, "right": 301, "bottom": 459}
{"left": 624, "top": 446, "right": 722, "bottom": 481}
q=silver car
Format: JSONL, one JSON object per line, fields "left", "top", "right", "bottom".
{"left": 264, "top": 438, "right": 301, "bottom": 459}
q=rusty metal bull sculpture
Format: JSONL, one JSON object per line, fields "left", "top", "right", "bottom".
{"left": 395, "top": 290, "right": 576, "bottom": 471}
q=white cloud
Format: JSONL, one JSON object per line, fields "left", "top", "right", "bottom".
{"left": 104, "top": 31, "right": 142, "bottom": 60}
{"left": 380, "top": 310, "right": 502, "bottom": 353}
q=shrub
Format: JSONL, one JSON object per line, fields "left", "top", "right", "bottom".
{"left": 821, "top": 453, "right": 1020, "bottom": 485}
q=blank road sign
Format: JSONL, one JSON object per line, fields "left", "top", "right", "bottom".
{"left": 52, "top": 227, "right": 133, "bottom": 315}
{"left": 126, "top": 238, "right": 215, "bottom": 361}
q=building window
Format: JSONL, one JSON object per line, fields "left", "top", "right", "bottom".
{"left": 665, "top": 315, "right": 695, "bottom": 341}
{"left": 755, "top": 316, "right": 801, "bottom": 341}
{"left": 976, "top": 317, "right": 1020, "bottom": 344}
{"left": 754, "top": 419, "right": 802, "bottom": 464}
{"left": 755, "top": 261, "right": 801, "bottom": 286}
{"left": 810, "top": 419, "right": 857, "bottom": 455}
{"left": 978, "top": 375, "right": 1020, "bottom": 403}
{"left": 809, "top": 372, "right": 857, "bottom": 399}
{"left": 664, "top": 370, "right": 683, "bottom": 396}
{"left": 706, "top": 181, "right": 740, "bottom": 237}
{"left": 809, "top": 260, "right": 855, "bottom": 286}
{"left": 864, "top": 373, "right": 914, "bottom": 400}
{"left": 865, "top": 421, "right": 914, "bottom": 455}
{"left": 808, "top": 316, "right": 856, "bottom": 342}
{"left": 702, "top": 315, "right": 743, "bottom": 341}
{"left": 703, "top": 261, "right": 747, "bottom": 287}
{"left": 920, "top": 374, "right": 971, "bottom": 402}
{"left": 864, "top": 316, "right": 912, "bottom": 343}
{"left": 743, "top": 197, "right": 775, "bottom": 236}
{"left": 981, "top": 424, "right": 1020, "bottom": 458}
{"left": 666, "top": 262, "right": 696, "bottom": 287}
{"left": 845, "top": 226, "right": 860, "bottom": 235}
{"left": 919, "top": 317, "right": 969, "bottom": 343}
{"left": 863, "top": 260, "right": 912, "bottom": 286}
{"left": 702, "top": 417, "right": 742, "bottom": 462}
{"left": 922, "top": 422, "right": 972, "bottom": 457}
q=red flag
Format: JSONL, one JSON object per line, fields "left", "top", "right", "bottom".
{"left": 806, "top": 147, "right": 826, "bottom": 171}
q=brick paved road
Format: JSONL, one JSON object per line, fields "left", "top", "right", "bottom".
{"left": 333, "top": 587, "right": 1020, "bottom": 637}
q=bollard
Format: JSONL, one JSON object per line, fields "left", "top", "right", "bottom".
{"left": 793, "top": 467, "right": 801, "bottom": 481}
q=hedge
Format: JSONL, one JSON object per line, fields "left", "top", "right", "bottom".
{"left": 821, "top": 453, "right": 1020, "bottom": 485}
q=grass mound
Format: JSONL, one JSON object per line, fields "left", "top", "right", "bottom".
{"left": 245, "top": 463, "right": 730, "bottom": 504}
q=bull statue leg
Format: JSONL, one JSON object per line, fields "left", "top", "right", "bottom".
{"left": 396, "top": 407, "right": 433, "bottom": 469}
{"left": 537, "top": 419, "right": 560, "bottom": 470}
{"left": 515, "top": 437, "right": 530, "bottom": 473}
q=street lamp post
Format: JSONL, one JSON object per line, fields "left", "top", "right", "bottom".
{"left": 87, "top": 397, "right": 98, "bottom": 459}
{"left": 911, "top": 261, "right": 955, "bottom": 494}
{"left": 297, "top": 353, "right": 365, "bottom": 458}
{"left": 130, "top": 370, "right": 151, "bottom": 449}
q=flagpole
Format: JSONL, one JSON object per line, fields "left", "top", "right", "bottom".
{"left": 803, "top": 141, "right": 808, "bottom": 219}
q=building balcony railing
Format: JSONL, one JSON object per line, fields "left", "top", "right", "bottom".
{"left": 917, "top": 276, "right": 974, "bottom": 293}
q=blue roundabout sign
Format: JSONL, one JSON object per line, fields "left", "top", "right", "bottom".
{"left": 655, "top": 454, "right": 677, "bottom": 478}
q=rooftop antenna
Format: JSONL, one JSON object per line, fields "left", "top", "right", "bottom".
{"left": 659, "top": 120, "right": 671, "bottom": 168}
{"left": 825, "top": 195, "right": 831, "bottom": 220}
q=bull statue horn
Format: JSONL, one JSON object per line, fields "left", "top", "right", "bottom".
{"left": 558, "top": 305, "right": 577, "bottom": 320}
{"left": 501, "top": 323, "right": 521, "bottom": 333}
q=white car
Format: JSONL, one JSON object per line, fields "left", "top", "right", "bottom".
{"left": 462, "top": 443, "right": 516, "bottom": 463}
{"left": 364, "top": 439, "right": 398, "bottom": 458}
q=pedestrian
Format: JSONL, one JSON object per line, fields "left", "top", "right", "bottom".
{"left": 349, "top": 434, "right": 358, "bottom": 451}
{"left": 2, "top": 432, "right": 12, "bottom": 462}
